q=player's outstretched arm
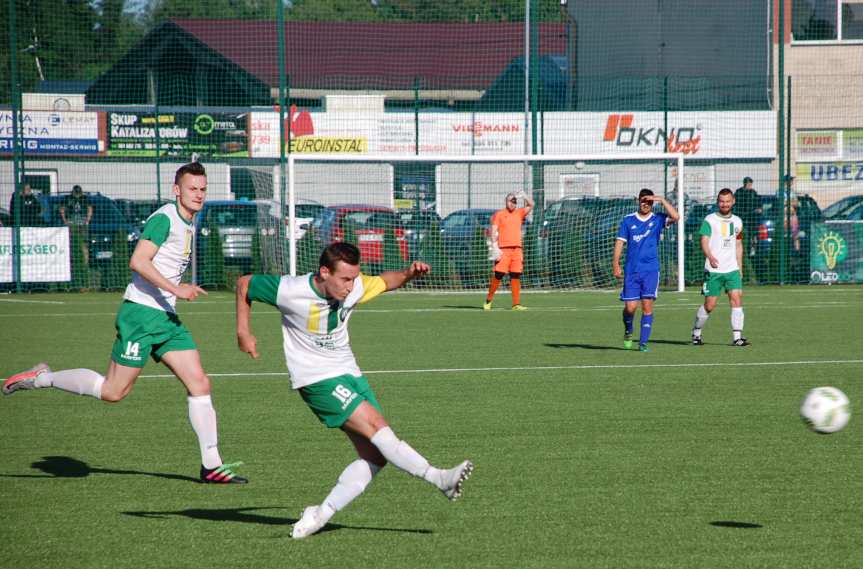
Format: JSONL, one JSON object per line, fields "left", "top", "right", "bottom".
{"left": 130, "top": 239, "right": 207, "bottom": 301}
{"left": 380, "top": 261, "right": 431, "bottom": 291}
{"left": 235, "top": 275, "right": 259, "bottom": 359}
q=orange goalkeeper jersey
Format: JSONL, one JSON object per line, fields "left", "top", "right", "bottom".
{"left": 492, "top": 208, "right": 528, "bottom": 248}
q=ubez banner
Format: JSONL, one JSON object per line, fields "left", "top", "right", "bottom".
{"left": 809, "top": 222, "right": 863, "bottom": 284}
{"left": 0, "top": 227, "right": 71, "bottom": 283}
{"left": 0, "top": 111, "right": 104, "bottom": 155}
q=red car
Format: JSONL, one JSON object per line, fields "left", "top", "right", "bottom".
{"left": 310, "top": 205, "right": 409, "bottom": 265}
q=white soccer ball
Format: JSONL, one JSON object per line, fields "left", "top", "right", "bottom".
{"left": 800, "top": 386, "right": 851, "bottom": 434}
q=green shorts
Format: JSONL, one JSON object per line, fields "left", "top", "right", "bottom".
{"left": 702, "top": 270, "right": 743, "bottom": 297}
{"left": 299, "top": 374, "right": 383, "bottom": 428}
{"left": 110, "top": 301, "right": 197, "bottom": 368}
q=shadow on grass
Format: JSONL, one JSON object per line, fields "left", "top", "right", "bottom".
{"left": 123, "top": 507, "right": 434, "bottom": 535}
{"left": 545, "top": 343, "right": 628, "bottom": 351}
{"left": 0, "top": 456, "right": 198, "bottom": 483}
{"left": 710, "top": 521, "right": 763, "bottom": 529}
{"left": 441, "top": 305, "right": 486, "bottom": 310}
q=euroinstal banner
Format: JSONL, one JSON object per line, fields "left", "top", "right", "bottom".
{"left": 0, "top": 111, "right": 104, "bottom": 155}
{"left": 0, "top": 227, "right": 71, "bottom": 283}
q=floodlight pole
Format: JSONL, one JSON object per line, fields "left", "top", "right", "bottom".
{"left": 8, "top": 0, "right": 24, "bottom": 291}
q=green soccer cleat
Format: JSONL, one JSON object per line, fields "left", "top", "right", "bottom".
{"left": 200, "top": 462, "right": 248, "bottom": 484}
{"left": 639, "top": 344, "right": 650, "bottom": 353}
{"left": 623, "top": 332, "right": 633, "bottom": 350}
{"left": 483, "top": 301, "right": 492, "bottom": 311}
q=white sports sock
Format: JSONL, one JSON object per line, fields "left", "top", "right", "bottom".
{"left": 692, "top": 305, "right": 710, "bottom": 336}
{"left": 39, "top": 369, "right": 105, "bottom": 399}
{"left": 321, "top": 459, "right": 382, "bottom": 520}
{"left": 731, "top": 307, "right": 744, "bottom": 341}
{"left": 188, "top": 395, "right": 222, "bottom": 469}
{"left": 370, "top": 427, "right": 442, "bottom": 488}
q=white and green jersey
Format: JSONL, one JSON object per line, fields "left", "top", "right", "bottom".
{"left": 123, "top": 203, "right": 194, "bottom": 312}
{"left": 699, "top": 212, "right": 743, "bottom": 273}
{"left": 247, "top": 272, "right": 387, "bottom": 389}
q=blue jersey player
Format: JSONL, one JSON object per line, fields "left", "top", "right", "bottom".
{"left": 612, "top": 188, "right": 679, "bottom": 352}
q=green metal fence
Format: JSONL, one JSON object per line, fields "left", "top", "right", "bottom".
{"left": 2, "top": 0, "right": 861, "bottom": 291}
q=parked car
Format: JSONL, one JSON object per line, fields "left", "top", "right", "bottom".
{"left": 750, "top": 193, "right": 822, "bottom": 283}
{"left": 824, "top": 199, "right": 863, "bottom": 221}
{"left": 439, "top": 208, "right": 496, "bottom": 287}
{"left": 0, "top": 207, "right": 11, "bottom": 226}
{"left": 398, "top": 209, "right": 442, "bottom": 259}
{"left": 822, "top": 194, "right": 863, "bottom": 219}
{"left": 255, "top": 199, "right": 325, "bottom": 240}
{"left": 309, "top": 205, "right": 408, "bottom": 269}
{"left": 195, "top": 200, "right": 273, "bottom": 272}
{"left": 41, "top": 193, "right": 140, "bottom": 268}
{"left": 115, "top": 199, "right": 172, "bottom": 232}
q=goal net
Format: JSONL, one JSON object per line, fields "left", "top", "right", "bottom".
{"left": 283, "top": 153, "right": 686, "bottom": 292}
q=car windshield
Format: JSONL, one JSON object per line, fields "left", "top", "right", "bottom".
{"left": 343, "top": 210, "right": 395, "bottom": 228}
{"left": 295, "top": 204, "right": 322, "bottom": 218}
{"left": 823, "top": 196, "right": 863, "bottom": 218}
{"left": 205, "top": 205, "right": 258, "bottom": 226}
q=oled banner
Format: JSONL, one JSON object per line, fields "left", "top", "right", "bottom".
{"left": 0, "top": 227, "right": 71, "bottom": 283}
{"left": 809, "top": 222, "right": 863, "bottom": 284}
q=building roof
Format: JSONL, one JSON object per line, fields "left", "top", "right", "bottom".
{"left": 173, "top": 19, "right": 566, "bottom": 91}
{"left": 86, "top": 19, "right": 566, "bottom": 106}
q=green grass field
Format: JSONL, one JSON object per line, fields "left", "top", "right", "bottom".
{"left": 1, "top": 286, "right": 861, "bottom": 569}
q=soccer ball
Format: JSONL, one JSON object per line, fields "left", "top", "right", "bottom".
{"left": 800, "top": 387, "right": 851, "bottom": 434}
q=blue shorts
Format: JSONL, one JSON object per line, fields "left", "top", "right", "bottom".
{"left": 620, "top": 271, "right": 659, "bottom": 301}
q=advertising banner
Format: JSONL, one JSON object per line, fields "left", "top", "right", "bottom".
{"left": 107, "top": 112, "right": 248, "bottom": 157}
{"left": 0, "top": 227, "right": 71, "bottom": 283}
{"left": 797, "top": 130, "right": 840, "bottom": 161}
{"left": 0, "top": 111, "right": 104, "bottom": 155}
{"left": 809, "top": 222, "right": 863, "bottom": 284}
{"left": 249, "top": 108, "right": 527, "bottom": 157}
{"left": 543, "top": 111, "right": 776, "bottom": 159}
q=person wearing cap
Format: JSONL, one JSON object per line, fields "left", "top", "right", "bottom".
{"left": 8, "top": 183, "right": 43, "bottom": 227}
{"left": 734, "top": 177, "right": 759, "bottom": 281}
{"left": 61, "top": 185, "right": 94, "bottom": 266}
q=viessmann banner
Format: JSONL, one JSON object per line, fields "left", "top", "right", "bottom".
{"left": 0, "top": 227, "right": 71, "bottom": 283}
{"left": 248, "top": 110, "right": 776, "bottom": 159}
{"left": 0, "top": 111, "right": 104, "bottom": 155}
{"left": 107, "top": 112, "right": 249, "bottom": 157}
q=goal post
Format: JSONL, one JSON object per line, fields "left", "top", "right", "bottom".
{"left": 286, "top": 153, "right": 685, "bottom": 292}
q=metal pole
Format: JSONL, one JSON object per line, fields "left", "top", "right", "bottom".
{"left": 777, "top": 0, "right": 786, "bottom": 285}
{"left": 786, "top": 74, "right": 793, "bottom": 281}
{"left": 676, "top": 154, "right": 685, "bottom": 292}
{"left": 277, "top": 3, "right": 292, "bottom": 275}
{"left": 154, "top": 95, "right": 162, "bottom": 202}
{"left": 8, "top": 0, "right": 24, "bottom": 291}
{"left": 529, "top": 0, "right": 542, "bottom": 207}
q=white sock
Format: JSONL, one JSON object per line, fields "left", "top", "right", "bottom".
{"left": 731, "top": 307, "right": 744, "bottom": 341}
{"left": 188, "top": 395, "right": 222, "bottom": 469}
{"left": 38, "top": 369, "right": 105, "bottom": 399}
{"left": 370, "top": 427, "right": 442, "bottom": 488}
{"left": 320, "top": 459, "right": 382, "bottom": 521}
{"left": 692, "top": 305, "right": 710, "bottom": 336}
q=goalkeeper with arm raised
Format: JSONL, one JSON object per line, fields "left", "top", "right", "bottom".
{"left": 484, "top": 190, "right": 534, "bottom": 311}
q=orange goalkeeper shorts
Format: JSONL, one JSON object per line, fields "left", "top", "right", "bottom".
{"left": 494, "top": 246, "right": 524, "bottom": 273}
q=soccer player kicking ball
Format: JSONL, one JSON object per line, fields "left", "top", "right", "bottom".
{"left": 612, "top": 188, "right": 680, "bottom": 352}
{"left": 2, "top": 162, "right": 247, "bottom": 484}
{"left": 235, "top": 243, "right": 473, "bottom": 539}
{"left": 691, "top": 188, "right": 750, "bottom": 347}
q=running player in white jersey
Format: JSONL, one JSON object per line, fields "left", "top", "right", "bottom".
{"left": 691, "top": 188, "right": 750, "bottom": 347}
{"left": 236, "top": 242, "right": 473, "bottom": 539}
{"left": 2, "top": 162, "right": 247, "bottom": 483}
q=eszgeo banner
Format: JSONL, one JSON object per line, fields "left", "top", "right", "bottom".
{"left": 0, "top": 227, "right": 71, "bottom": 283}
